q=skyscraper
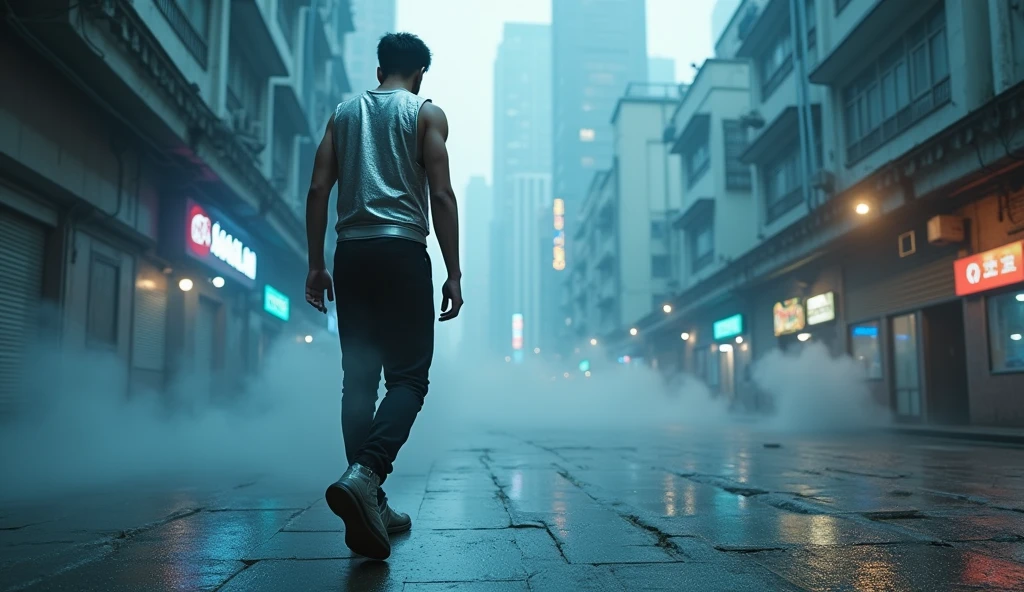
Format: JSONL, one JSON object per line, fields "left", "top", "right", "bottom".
{"left": 343, "top": 0, "right": 396, "bottom": 96}
{"left": 461, "top": 177, "right": 492, "bottom": 353}
{"left": 490, "top": 23, "right": 552, "bottom": 357}
{"left": 551, "top": 0, "right": 648, "bottom": 350}
{"left": 648, "top": 57, "right": 677, "bottom": 85}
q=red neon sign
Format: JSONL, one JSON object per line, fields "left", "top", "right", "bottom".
{"left": 954, "top": 241, "right": 1024, "bottom": 296}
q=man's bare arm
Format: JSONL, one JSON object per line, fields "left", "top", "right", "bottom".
{"left": 422, "top": 103, "right": 460, "bottom": 282}
{"left": 306, "top": 116, "right": 339, "bottom": 271}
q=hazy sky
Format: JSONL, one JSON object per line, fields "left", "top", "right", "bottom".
{"left": 396, "top": 0, "right": 718, "bottom": 196}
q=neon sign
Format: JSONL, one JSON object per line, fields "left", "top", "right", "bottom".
{"left": 553, "top": 198, "right": 566, "bottom": 271}
{"left": 185, "top": 199, "right": 257, "bottom": 283}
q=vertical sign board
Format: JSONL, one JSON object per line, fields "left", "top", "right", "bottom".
{"left": 553, "top": 199, "right": 566, "bottom": 271}
{"left": 954, "top": 240, "right": 1024, "bottom": 296}
{"left": 263, "top": 285, "right": 290, "bottom": 321}
{"left": 806, "top": 292, "right": 836, "bottom": 325}
{"left": 712, "top": 314, "right": 744, "bottom": 341}
{"left": 773, "top": 298, "right": 806, "bottom": 336}
{"left": 512, "top": 313, "right": 524, "bottom": 351}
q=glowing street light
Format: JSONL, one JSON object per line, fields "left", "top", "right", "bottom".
{"left": 1012, "top": 333, "right": 1022, "bottom": 342}
{"left": 533, "top": 347, "right": 541, "bottom": 354}
{"left": 719, "top": 343, "right": 734, "bottom": 352}
{"left": 797, "top": 333, "right": 812, "bottom": 342}
{"left": 855, "top": 202, "right": 871, "bottom": 215}
{"left": 178, "top": 278, "right": 194, "bottom": 292}
{"left": 735, "top": 336, "right": 743, "bottom": 344}
{"left": 304, "top": 335, "right": 314, "bottom": 344}
{"left": 680, "top": 332, "right": 690, "bottom": 341}
{"left": 629, "top": 327, "right": 638, "bottom": 336}
{"left": 584, "top": 370, "right": 592, "bottom": 378}
{"left": 563, "top": 372, "right": 570, "bottom": 378}
{"left": 1016, "top": 293, "right": 1024, "bottom": 302}
{"left": 662, "top": 304, "right": 672, "bottom": 313}
{"left": 211, "top": 276, "right": 226, "bottom": 288}
{"left": 590, "top": 338, "right": 598, "bottom": 346}
{"left": 505, "top": 356, "right": 512, "bottom": 362}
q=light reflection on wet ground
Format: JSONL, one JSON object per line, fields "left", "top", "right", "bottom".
{"left": 3, "top": 427, "right": 1024, "bottom": 591}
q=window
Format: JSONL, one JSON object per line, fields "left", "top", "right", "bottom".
{"left": 760, "top": 0, "right": 818, "bottom": 97}
{"left": 690, "top": 224, "right": 714, "bottom": 273}
{"left": 988, "top": 291, "right": 1024, "bottom": 373}
{"left": 228, "top": 49, "right": 264, "bottom": 121}
{"left": 652, "top": 255, "right": 670, "bottom": 278}
{"left": 579, "top": 128, "right": 596, "bottom": 142}
{"left": 849, "top": 321, "right": 882, "bottom": 379}
{"left": 763, "top": 147, "right": 803, "bottom": 223}
{"left": 650, "top": 219, "right": 666, "bottom": 240}
{"left": 723, "top": 120, "right": 751, "bottom": 191}
{"left": 686, "top": 144, "right": 710, "bottom": 187}
{"left": 155, "top": 0, "right": 210, "bottom": 67}
{"left": 87, "top": 255, "right": 120, "bottom": 348}
{"left": 843, "top": 5, "right": 949, "bottom": 164}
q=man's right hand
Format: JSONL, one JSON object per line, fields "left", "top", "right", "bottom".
{"left": 439, "top": 276, "right": 463, "bottom": 322}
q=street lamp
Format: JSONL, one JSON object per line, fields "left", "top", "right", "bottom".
{"left": 662, "top": 304, "right": 672, "bottom": 313}
{"left": 735, "top": 336, "right": 743, "bottom": 344}
{"left": 680, "top": 332, "right": 690, "bottom": 341}
{"left": 719, "top": 343, "right": 734, "bottom": 352}
{"left": 797, "top": 333, "right": 811, "bottom": 342}
{"left": 533, "top": 347, "right": 541, "bottom": 354}
{"left": 304, "top": 335, "right": 314, "bottom": 344}
{"left": 211, "top": 276, "right": 225, "bottom": 288}
{"left": 630, "top": 327, "right": 638, "bottom": 336}
{"left": 590, "top": 338, "right": 598, "bottom": 346}
{"left": 178, "top": 278, "right": 194, "bottom": 292}
{"left": 855, "top": 201, "right": 871, "bottom": 215}
{"left": 1016, "top": 293, "right": 1024, "bottom": 302}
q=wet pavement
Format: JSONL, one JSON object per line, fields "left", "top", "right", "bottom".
{"left": 4, "top": 427, "right": 1024, "bottom": 591}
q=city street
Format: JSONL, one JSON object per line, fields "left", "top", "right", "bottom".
{"left": 4, "top": 427, "right": 1024, "bottom": 591}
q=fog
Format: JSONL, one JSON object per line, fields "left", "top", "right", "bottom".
{"left": 0, "top": 329, "right": 889, "bottom": 501}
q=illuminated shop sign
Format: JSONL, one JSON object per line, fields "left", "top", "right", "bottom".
{"left": 553, "top": 198, "right": 566, "bottom": 271}
{"left": 712, "top": 314, "right": 743, "bottom": 340}
{"left": 806, "top": 292, "right": 836, "bottom": 325}
{"left": 773, "top": 298, "right": 806, "bottom": 336}
{"left": 954, "top": 240, "right": 1023, "bottom": 296}
{"left": 185, "top": 199, "right": 257, "bottom": 284}
{"left": 263, "top": 285, "right": 290, "bottom": 321}
{"left": 512, "top": 313, "right": 524, "bottom": 351}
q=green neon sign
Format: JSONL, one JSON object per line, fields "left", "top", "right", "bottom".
{"left": 263, "top": 285, "right": 290, "bottom": 321}
{"left": 713, "top": 314, "right": 743, "bottom": 340}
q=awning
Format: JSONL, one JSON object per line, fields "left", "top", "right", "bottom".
{"left": 673, "top": 198, "right": 715, "bottom": 230}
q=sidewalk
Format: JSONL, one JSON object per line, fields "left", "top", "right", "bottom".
{"left": 886, "top": 423, "right": 1024, "bottom": 445}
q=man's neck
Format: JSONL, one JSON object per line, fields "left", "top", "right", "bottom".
{"left": 376, "top": 77, "right": 414, "bottom": 93}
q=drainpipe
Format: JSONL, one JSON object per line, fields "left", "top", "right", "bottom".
{"left": 796, "top": 0, "right": 820, "bottom": 209}
{"left": 789, "top": 0, "right": 812, "bottom": 212}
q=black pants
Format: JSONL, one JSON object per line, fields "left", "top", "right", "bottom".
{"left": 333, "top": 238, "right": 434, "bottom": 487}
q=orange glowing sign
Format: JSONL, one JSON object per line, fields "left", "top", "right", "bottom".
{"left": 954, "top": 240, "right": 1024, "bottom": 296}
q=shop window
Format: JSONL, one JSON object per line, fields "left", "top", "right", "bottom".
{"left": 849, "top": 321, "right": 882, "bottom": 379}
{"left": 988, "top": 291, "right": 1024, "bottom": 373}
{"left": 87, "top": 255, "right": 120, "bottom": 348}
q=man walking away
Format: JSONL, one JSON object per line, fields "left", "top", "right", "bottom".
{"left": 303, "top": 32, "right": 463, "bottom": 560}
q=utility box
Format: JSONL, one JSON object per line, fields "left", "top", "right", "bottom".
{"left": 927, "top": 215, "right": 965, "bottom": 245}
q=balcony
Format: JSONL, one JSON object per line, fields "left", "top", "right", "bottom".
{"left": 153, "top": 0, "right": 208, "bottom": 68}
{"left": 230, "top": 0, "right": 289, "bottom": 77}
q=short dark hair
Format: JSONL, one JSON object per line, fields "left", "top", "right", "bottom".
{"left": 377, "top": 32, "right": 432, "bottom": 78}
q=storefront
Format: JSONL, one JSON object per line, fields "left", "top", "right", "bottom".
{"left": 843, "top": 214, "right": 965, "bottom": 424}
{"left": 957, "top": 239, "right": 1024, "bottom": 426}
{"left": 162, "top": 197, "right": 261, "bottom": 401}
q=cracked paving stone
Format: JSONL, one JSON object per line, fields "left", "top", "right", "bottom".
{"left": 19, "top": 557, "right": 246, "bottom": 592}
{"left": 883, "top": 511, "right": 1024, "bottom": 543}
{"left": 609, "top": 562, "right": 806, "bottom": 592}
{"left": 416, "top": 492, "right": 511, "bottom": 530}
{"left": 217, "top": 559, "right": 403, "bottom": 592}
{"left": 111, "top": 510, "right": 296, "bottom": 562}
{"left": 525, "top": 565, "right": 625, "bottom": 592}
{"left": 403, "top": 582, "right": 529, "bottom": 592}
{"left": 753, "top": 544, "right": 1024, "bottom": 591}
{"left": 245, "top": 531, "right": 357, "bottom": 560}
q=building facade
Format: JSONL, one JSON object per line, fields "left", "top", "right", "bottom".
{"left": 570, "top": 83, "right": 684, "bottom": 345}
{"left": 489, "top": 23, "right": 552, "bottom": 357}
{"left": 0, "top": 0, "right": 353, "bottom": 416}
{"left": 551, "top": 0, "right": 648, "bottom": 352}
{"left": 618, "top": 0, "right": 1024, "bottom": 427}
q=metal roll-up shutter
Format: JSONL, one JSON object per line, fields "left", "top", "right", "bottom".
{"left": 0, "top": 207, "right": 46, "bottom": 415}
{"left": 846, "top": 254, "right": 957, "bottom": 322}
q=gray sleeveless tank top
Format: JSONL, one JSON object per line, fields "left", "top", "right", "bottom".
{"left": 332, "top": 89, "right": 431, "bottom": 244}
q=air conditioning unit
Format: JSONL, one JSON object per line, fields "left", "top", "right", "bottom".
{"left": 740, "top": 111, "right": 765, "bottom": 129}
{"left": 927, "top": 215, "right": 965, "bottom": 245}
{"left": 811, "top": 169, "right": 835, "bottom": 193}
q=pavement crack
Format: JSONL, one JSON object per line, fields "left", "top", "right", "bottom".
{"left": 714, "top": 545, "right": 788, "bottom": 554}
{"left": 113, "top": 507, "right": 203, "bottom": 541}
{"left": 623, "top": 514, "right": 682, "bottom": 555}
{"left": 861, "top": 509, "right": 924, "bottom": 521}
{"left": 825, "top": 467, "right": 908, "bottom": 480}
{"left": 539, "top": 521, "right": 570, "bottom": 564}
